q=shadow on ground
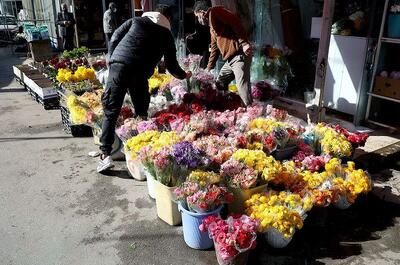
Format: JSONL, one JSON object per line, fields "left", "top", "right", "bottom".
{"left": 0, "top": 47, "right": 27, "bottom": 88}
{"left": 248, "top": 194, "right": 400, "bottom": 265}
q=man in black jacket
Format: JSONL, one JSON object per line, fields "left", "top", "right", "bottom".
{"left": 56, "top": 3, "right": 76, "bottom": 51}
{"left": 97, "top": 5, "right": 191, "bottom": 173}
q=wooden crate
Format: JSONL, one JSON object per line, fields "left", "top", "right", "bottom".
{"left": 373, "top": 76, "right": 400, "bottom": 100}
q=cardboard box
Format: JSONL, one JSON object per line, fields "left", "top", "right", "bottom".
{"left": 29, "top": 39, "right": 53, "bottom": 62}
{"left": 373, "top": 76, "right": 400, "bottom": 100}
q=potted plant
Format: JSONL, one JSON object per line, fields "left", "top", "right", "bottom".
{"left": 388, "top": 0, "right": 400, "bottom": 38}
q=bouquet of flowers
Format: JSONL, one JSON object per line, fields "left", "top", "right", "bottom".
{"left": 125, "top": 130, "right": 160, "bottom": 159}
{"left": 56, "top": 66, "right": 96, "bottom": 84}
{"left": 251, "top": 81, "right": 281, "bottom": 101}
{"left": 193, "top": 135, "right": 237, "bottom": 166}
{"left": 174, "top": 170, "right": 233, "bottom": 213}
{"left": 172, "top": 141, "right": 209, "bottom": 178}
{"left": 220, "top": 159, "right": 259, "bottom": 189}
{"left": 136, "top": 120, "right": 158, "bottom": 133}
{"left": 314, "top": 123, "right": 353, "bottom": 158}
{"left": 116, "top": 118, "right": 139, "bottom": 143}
{"left": 245, "top": 193, "right": 303, "bottom": 238}
{"left": 180, "top": 54, "right": 202, "bottom": 74}
{"left": 153, "top": 147, "right": 180, "bottom": 186}
{"left": 148, "top": 69, "right": 173, "bottom": 95}
{"left": 329, "top": 124, "right": 369, "bottom": 148}
{"left": 269, "top": 161, "right": 306, "bottom": 191}
{"left": 293, "top": 151, "right": 332, "bottom": 173}
{"left": 200, "top": 214, "right": 258, "bottom": 264}
{"left": 66, "top": 93, "right": 103, "bottom": 127}
{"left": 179, "top": 111, "right": 217, "bottom": 141}
{"left": 327, "top": 160, "right": 372, "bottom": 204}
{"left": 228, "top": 149, "right": 283, "bottom": 183}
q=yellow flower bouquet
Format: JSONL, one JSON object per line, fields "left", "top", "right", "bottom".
{"left": 56, "top": 66, "right": 96, "bottom": 84}
{"left": 314, "top": 124, "right": 353, "bottom": 158}
{"left": 245, "top": 192, "right": 303, "bottom": 239}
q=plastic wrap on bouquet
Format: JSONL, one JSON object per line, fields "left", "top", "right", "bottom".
{"left": 125, "top": 153, "right": 146, "bottom": 181}
{"left": 264, "top": 228, "right": 293, "bottom": 248}
{"left": 143, "top": 168, "right": 156, "bottom": 199}
{"left": 229, "top": 184, "right": 268, "bottom": 214}
{"left": 334, "top": 194, "right": 352, "bottom": 210}
{"left": 214, "top": 242, "right": 250, "bottom": 265}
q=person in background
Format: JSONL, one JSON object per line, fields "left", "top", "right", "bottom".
{"left": 56, "top": 3, "right": 76, "bottom": 51}
{"left": 193, "top": 1, "right": 253, "bottom": 106}
{"left": 103, "top": 2, "right": 118, "bottom": 49}
{"left": 97, "top": 4, "right": 192, "bottom": 173}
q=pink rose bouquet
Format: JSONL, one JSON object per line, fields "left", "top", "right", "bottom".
{"left": 200, "top": 214, "right": 258, "bottom": 264}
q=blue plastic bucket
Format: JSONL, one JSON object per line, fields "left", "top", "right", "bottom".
{"left": 388, "top": 14, "right": 400, "bottom": 38}
{"left": 178, "top": 203, "right": 223, "bottom": 249}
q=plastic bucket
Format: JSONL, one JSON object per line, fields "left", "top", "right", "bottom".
{"left": 153, "top": 180, "right": 181, "bottom": 226}
{"left": 144, "top": 169, "right": 156, "bottom": 199}
{"left": 264, "top": 228, "right": 293, "bottom": 248}
{"left": 228, "top": 184, "right": 268, "bottom": 214}
{"left": 388, "top": 14, "right": 400, "bottom": 38}
{"left": 178, "top": 203, "right": 223, "bottom": 249}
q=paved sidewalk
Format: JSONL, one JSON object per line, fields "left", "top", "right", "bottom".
{"left": 0, "top": 47, "right": 399, "bottom": 265}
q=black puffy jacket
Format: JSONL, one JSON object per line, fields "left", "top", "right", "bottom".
{"left": 108, "top": 17, "right": 186, "bottom": 80}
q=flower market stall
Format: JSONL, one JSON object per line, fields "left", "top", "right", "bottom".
{"left": 114, "top": 55, "right": 370, "bottom": 264}
{"left": 13, "top": 48, "right": 373, "bottom": 265}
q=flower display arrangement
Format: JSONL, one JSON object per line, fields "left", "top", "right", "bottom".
{"left": 200, "top": 214, "right": 259, "bottom": 264}
{"left": 174, "top": 170, "right": 234, "bottom": 213}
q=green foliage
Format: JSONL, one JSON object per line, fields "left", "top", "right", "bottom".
{"left": 62, "top": 46, "right": 89, "bottom": 59}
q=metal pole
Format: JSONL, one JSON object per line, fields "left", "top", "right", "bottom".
{"left": 30, "top": 0, "right": 36, "bottom": 21}
{"left": 364, "top": 0, "right": 389, "bottom": 122}
{"left": 311, "top": 0, "right": 335, "bottom": 123}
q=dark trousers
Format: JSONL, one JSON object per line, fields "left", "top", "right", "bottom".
{"left": 105, "top": 32, "right": 113, "bottom": 50}
{"left": 100, "top": 63, "right": 150, "bottom": 155}
{"left": 62, "top": 35, "right": 74, "bottom": 51}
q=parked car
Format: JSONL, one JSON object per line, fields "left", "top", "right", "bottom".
{"left": 0, "top": 15, "right": 18, "bottom": 43}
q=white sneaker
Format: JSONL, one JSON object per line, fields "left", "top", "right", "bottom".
{"left": 97, "top": 155, "right": 114, "bottom": 173}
